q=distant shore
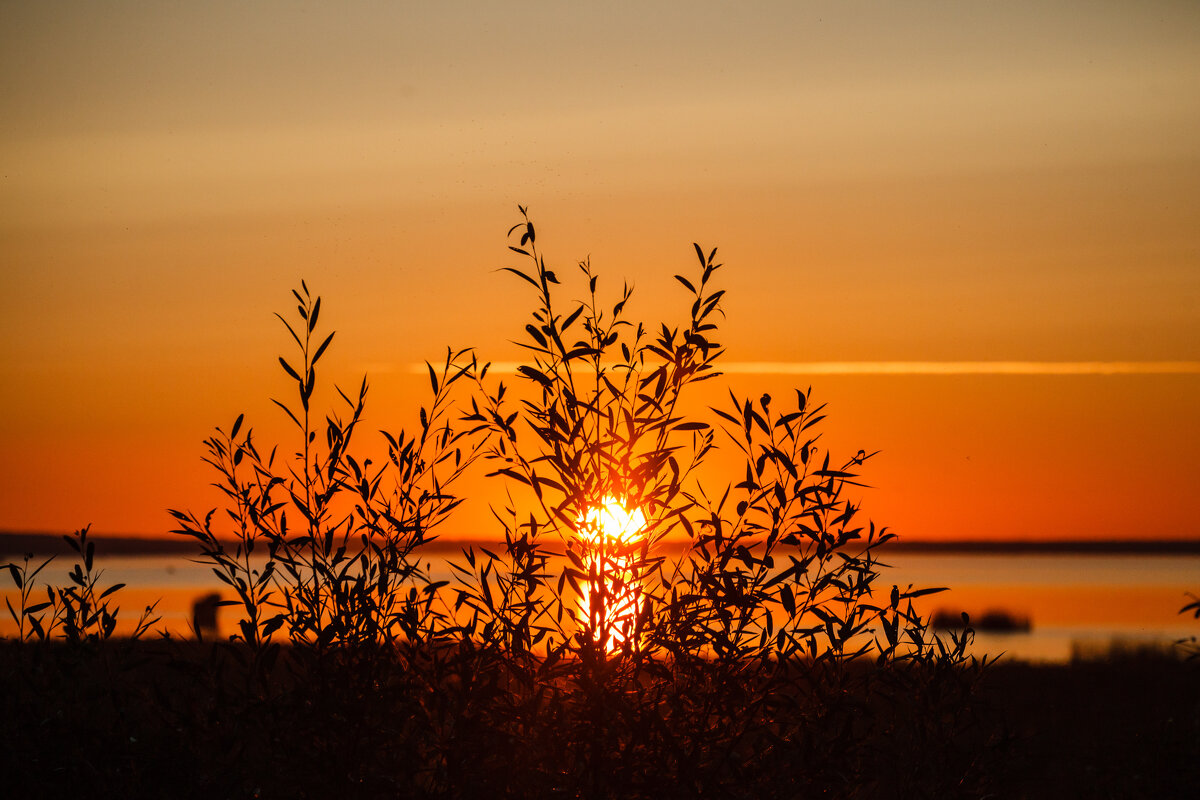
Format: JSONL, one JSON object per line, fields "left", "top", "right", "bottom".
{"left": 4, "top": 530, "right": 1199, "bottom": 558}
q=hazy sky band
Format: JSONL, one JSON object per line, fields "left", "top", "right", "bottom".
{"left": 410, "top": 361, "right": 1200, "bottom": 377}
{"left": 2, "top": 2, "right": 1197, "bottom": 540}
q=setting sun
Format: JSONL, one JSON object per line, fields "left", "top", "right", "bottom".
{"left": 575, "top": 497, "right": 648, "bottom": 652}
{"left": 577, "top": 497, "right": 648, "bottom": 547}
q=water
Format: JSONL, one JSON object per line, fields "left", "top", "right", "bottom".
{"left": 4, "top": 549, "right": 1196, "bottom": 662}
{"left": 880, "top": 552, "right": 1199, "bottom": 662}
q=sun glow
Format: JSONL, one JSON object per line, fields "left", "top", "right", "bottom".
{"left": 577, "top": 498, "right": 648, "bottom": 547}
{"left": 575, "top": 496, "right": 647, "bottom": 652}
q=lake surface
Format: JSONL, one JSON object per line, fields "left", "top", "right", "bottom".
{"left": 4, "top": 549, "right": 1196, "bottom": 663}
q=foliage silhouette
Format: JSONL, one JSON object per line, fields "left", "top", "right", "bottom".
{"left": 2, "top": 211, "right": 1001, "bottom": 798}
{"left": 3, "top": 525, "right": 159, "bottom": 643}
{"left": 435, "top": 207, "right": 986, "bottom": 798}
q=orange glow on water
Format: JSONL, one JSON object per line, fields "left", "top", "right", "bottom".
{"left": 575, "top": 497, "right": 647, "bottom": 652}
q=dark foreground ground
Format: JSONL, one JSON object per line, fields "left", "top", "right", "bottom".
{"left": 2, "top": 640, "right": 1197, "bottom": 799}
{"left": 979, "top": 656, "right": 1199, "bottom": 798}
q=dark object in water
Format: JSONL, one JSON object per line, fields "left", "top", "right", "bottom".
{"left": 932, "top": 608, "right": 1032, "bottom": 632}
{"left": 192, "top": 592, "right": 222, "bottom": 639}
{"left": 978, "top": 609, "right": 1032, "bottom": 632}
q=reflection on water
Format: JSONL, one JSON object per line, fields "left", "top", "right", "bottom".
{"left": 3, "top": 550, "right": 1197, "bottom": 662}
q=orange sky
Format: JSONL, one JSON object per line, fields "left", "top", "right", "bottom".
{"left": 1, "top": 1, "right": 1198, "bottom": 541}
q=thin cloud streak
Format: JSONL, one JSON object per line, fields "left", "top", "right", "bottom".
{"left": 716, "top": 361, "right": 1200, "bottom": 376}
{"left": 404, "top": 361, "right": 1200, "bottom": 376}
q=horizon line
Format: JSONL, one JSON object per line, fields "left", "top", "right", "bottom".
{"left": 401, "top": 360, "right": 1200, "bottom": 376}
{"left": 3, "top": 531, "right": 1198, "bottom": 556}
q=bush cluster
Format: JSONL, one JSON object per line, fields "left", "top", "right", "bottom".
{"left": 3, "top": 212, "right": 992, "bottom": 799}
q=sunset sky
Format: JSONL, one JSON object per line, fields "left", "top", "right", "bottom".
{"left": 2, "top": 1, "right": 1198, "bottom": 541}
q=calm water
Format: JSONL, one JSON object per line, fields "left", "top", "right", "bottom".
{"left": 4, "top": 550, "right": 1197, "bottom": 663}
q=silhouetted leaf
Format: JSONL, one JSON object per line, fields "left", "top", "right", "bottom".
{"left": 279, "top": 357, "right": 302, "bottom": 383}
{"left": 308, "top": 295, "right": 321, "bottom": 332}
{"left": 312, "top": 331, "right": 335, "bottom": 365}
{"left": 501, "top": 266, "right": 540, "bottom": 289}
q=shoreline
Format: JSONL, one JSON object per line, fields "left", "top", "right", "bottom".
{"left": 4, "top": 530, "right": 1200, "bottom": 558}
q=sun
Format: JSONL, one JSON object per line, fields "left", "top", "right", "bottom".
{"left": 575, "top": 496, "right": 647, "bottom": 652}
{"left": 577, "top": 496, "right": 648, "bottom": 547}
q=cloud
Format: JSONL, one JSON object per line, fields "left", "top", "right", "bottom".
{"left": 405, "top": 361, "right": 1200, "bottom": 376}
{"left": 711, "top": 361, "right": 1200, "bottom": 376}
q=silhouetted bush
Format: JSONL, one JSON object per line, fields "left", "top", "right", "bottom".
{"left": 3, "top": 210, "right": 992, "bottom": 799}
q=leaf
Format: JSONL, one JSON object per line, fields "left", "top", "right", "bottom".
{"left": 312, "top": 332, "right": 335, "bottom": 365}
{"left": 525, "top": 324, "right": 548, "bottom": 348}
{"left": 561, "top": 305, "right": 584, "bottom": 331}
{"left": 276, "top": 313, "right": 303, "bottom": 350}
{"left": 308, "top": 296, "right": 321, "bottom": 332}
{"left": 518, "top": 366, "right": 552, "bottom": 389}
{"left": 500, "top": 266, "right": 540, "bottom": 289}
{"left": 279, "top": 357, "right": 302, "bottom": 383}
{"left": 901, "top": 586, "right": 948, "bottom": 599}
{"left": 814, "top": 469, "right": 856, "bottom": 479}
{"left": 271, "top": 398, "right": 301, "bottom": 428}
{"left": 481, "top": 569, "right": 494, "bottom": 610}
{"left": 780, "top": 584, "right": 796, "bottom": 616}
